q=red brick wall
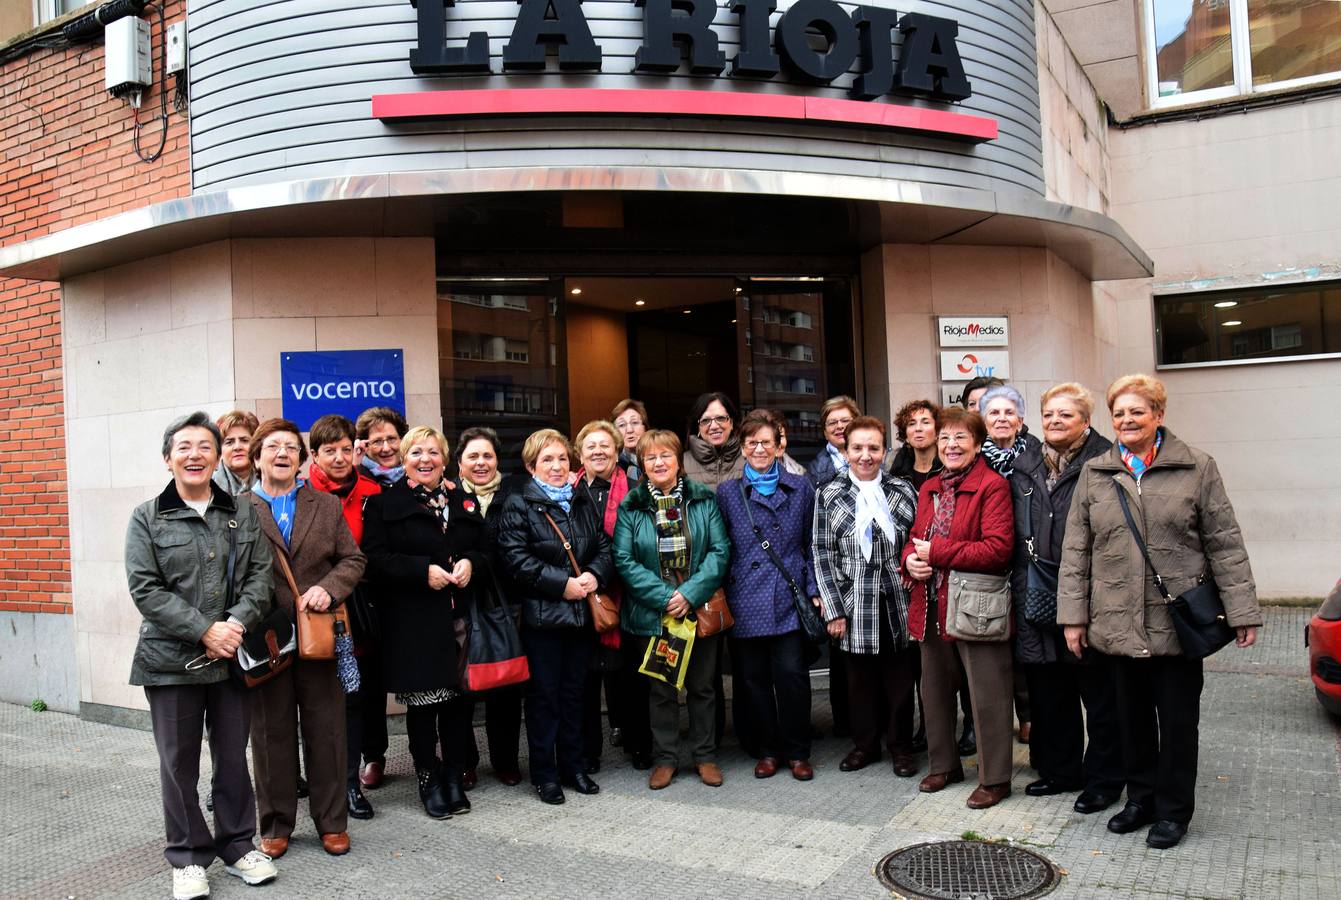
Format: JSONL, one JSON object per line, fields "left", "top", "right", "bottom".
{"left": 0, "top": 1, "right": 191, "bottom": 613}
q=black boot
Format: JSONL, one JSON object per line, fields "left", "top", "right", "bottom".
{"left": 958, "top": 721, "right": 977, "bottom": 757}
{"left": 347, "top": 779, "right": 374, "bottom": 820}
{"left": 444, "top": 769, "right": 472, "bottom": 815}
{"left": 416, "top": 766, "right": 452, "bottom": 820}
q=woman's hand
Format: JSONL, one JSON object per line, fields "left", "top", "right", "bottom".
{"left": 905, "top": 556, "right": 933, "bottom": 582}
{"left": 427, "top": 564, "right": 452, "bottom": 590}
{"left": 911, "top": 537, "right": 932, "bottom": 560}
{"left": 827, "top": 617, "right": 847, "bottom": 639}
{"left": 445, "top": 558, "right": 473, "bottom": 588}
{"left": 298, "top": 585, "right": 332, "bottom": 612}
{"left": 202, "top": 621, "right": 244, "bottom": 659}
{"left": 563, "top": 577, "right": 588, "bottom": 601}
{"left": 1064, "top": 625, "right": 1088, "bottom": 658}
{"left": 666, "top": 591, "right": 690, "bottom": 618}
{"left": 576, "top": 572, "right": 598, "bottom": 595}
{"left": 1235, "top": 625, "right": 1257, "bottom": 648}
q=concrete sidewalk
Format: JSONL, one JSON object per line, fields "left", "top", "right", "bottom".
{"left": 2, "top": 607, "right": 1336, "bottom": 899}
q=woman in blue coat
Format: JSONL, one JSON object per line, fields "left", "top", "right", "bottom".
{"left": 717, "top": 410, "right": 821, "bottom": 781}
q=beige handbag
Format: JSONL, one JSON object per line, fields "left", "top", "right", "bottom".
{"left": 944, "top": 570, "right": 1012, "bottom": 641}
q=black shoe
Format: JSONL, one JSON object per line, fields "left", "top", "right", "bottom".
{"left": 1074, "top": 790, "right": 1120, "bottom": 814}
{"left": 910, "top": 726, "right": 928, "bottom": 754}
{"left": 609, "top": 727, "right": 624, "bottom": 748}
{"left": 957, "top": 724, "right": 977, "bottom": 757}
{"left": 630, "top": 752, "right": 653, "bottom": 771}
{"left": 416, "top": 767, "right": 452, "bottom": 820}
{"left": 296, "top": 775, "right": 310, "bottom": 799}
{"left": 562, "top": 772, "right": 601, "bottom": 795}
{"left": 444, "top": 778, "right": 472, "bottom": 815}
{"left": 583, "top": 757, "right": 601, "bottom": 775}
{"left": 536, "top": 782, "right": 566, "bottom": 805}
{"left": 1146, "top": 820, "right": 1188, "bottom": 849}
{"left": 1025, "top": 777, "right": 1083, "bottom": 797}
{"left": 347, "top": 783, "right": 374, "bottom": 820}
{"left": 1107, "top": 802, "right": 1156, "bottom": 834}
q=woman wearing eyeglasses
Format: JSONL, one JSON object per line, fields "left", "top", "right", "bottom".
{"left": 807, "top": 396, "right": 861, "bottom": 488}
{"left": 683, "top": 392, "right": 744, "bottom": 490}
{"left": 612, "top": 398, "right": 649, "bottom": 484}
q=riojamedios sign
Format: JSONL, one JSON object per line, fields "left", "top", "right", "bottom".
{"left": 409, "top": 0, "right": 973, "bottom": 102}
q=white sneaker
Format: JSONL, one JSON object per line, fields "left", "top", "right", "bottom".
{"left": 172, "top": 865, "right": 209, "bottom": 900}
{"left": 225, "top": 850, "right": 278, "bottom": 886}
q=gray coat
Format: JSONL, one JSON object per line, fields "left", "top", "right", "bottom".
{"left": 125, "top": 481, "right": 273, "bottom": 686}
{"left": 1056, "top": 429, "right": 1262, "bottom": 658}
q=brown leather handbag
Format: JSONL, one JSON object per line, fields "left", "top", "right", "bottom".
{"left": 680, "top": 506, "right": 733, "bottom": 639}
{"left": 273, "top": 542, "right": 351, "bottom": 661}
{"left": 541, "top": 512, "right": 620, "bottom": 634}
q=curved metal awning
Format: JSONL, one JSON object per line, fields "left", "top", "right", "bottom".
{"left": 0, "top": 167, "right": 1152, "bottom": 281}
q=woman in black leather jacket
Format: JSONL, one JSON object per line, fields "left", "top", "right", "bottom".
{"left": 493, "top": 429, "right": 615, "bottom": 805}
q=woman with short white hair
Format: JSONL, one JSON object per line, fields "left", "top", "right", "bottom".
{"left": 978, "top": 385, "right": 1040, "bottom": 478}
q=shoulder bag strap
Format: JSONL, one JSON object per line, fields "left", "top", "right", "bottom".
{"left": 1021, "top": 484, "right": 1042, "bottom": 564}
{"left": 266, "top": 534, "right": 305, "bottom": 603}
{"left": 739, "top": 481, "right": 803, "bottom": 601}
{"left": 541, "top": 511, "right": 584, "bottom": 578}
{"left": 226, "top": 518, "right": 238, "bottom": 609}
{"left": 1111, "top": 480, "right": 1173, "bottom": 601}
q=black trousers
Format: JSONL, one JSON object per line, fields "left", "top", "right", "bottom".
{"left": 522, "top": 628, "right": 591, "bottom": 785}
{"left": 357, "top": 649, "right": 388, "bottom": 764}
{"left": 1113, "top": 655, "right": 1203, "bottom": 824}
{"left": 734, "top": 630, "right": 813, "bottom": 761}
{"left": 464, "top": 685, "right": 523, "bottom": 774}
{"left": 846, "top": 612, "right": 919, "bottom": 757}
{"left": 581, "top": 653, "right": 622, "bottom": 763}
{"left": 405, "top": 696, "right": 472, "bottom": 779}
{"left": 1024, "top": 656, "right": 1124, "bottom": 794}
{"left": 145, "top": 680, "right": 256, "bottom": 869}
{"left": 617, "top": 629, "right": 653, "bottom": 758}
{"left": 828, "top": 645, "right": 851, "bottom": 734}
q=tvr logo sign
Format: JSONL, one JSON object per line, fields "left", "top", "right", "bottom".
{"left": 939, "top": 349, "right": 1010, "bottom": 381}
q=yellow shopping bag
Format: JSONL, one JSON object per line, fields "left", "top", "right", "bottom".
{"left": 638, "top": 614, "right": 696, "bottom": 691}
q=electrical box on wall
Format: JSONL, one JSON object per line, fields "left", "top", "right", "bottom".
{"left": 105, "top": 16, "right": 152, "bottom": 100}
{"left": 166, "top": 21, "right": 186, "bottom": 75}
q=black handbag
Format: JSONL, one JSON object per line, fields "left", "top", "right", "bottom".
{"left": 739, "top": 481, "right": 826, "bottom": 643}
{"left": 345, "top": 583, "right": 380, "bottom": 642}
{"left": 1021, "top": 499, "right": 1060, "bottom": 624}
{"left": 463, "top": 572, "right": 530, "bottom": 692}
{"left": 1113, "top": 483, "right": 1234, "bottom": 660}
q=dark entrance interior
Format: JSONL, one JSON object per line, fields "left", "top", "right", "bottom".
{"left": 628, "top": 299, "right": 739, "bottom": 436}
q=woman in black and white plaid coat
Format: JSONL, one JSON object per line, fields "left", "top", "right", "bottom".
{"left": 813, "top": 416, "right": 920, "bottom": 778}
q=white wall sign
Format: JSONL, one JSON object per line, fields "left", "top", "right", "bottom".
{"left": 940, "top": 384, "right": 964, "bottom": 407}
{"left": 937, "top": 316, "right": 1009, "bottom": 347}
{"left": 939, "top": 349, "right": 1011, "bottom": 381}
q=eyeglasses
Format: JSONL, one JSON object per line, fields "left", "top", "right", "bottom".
{"left": 826, "top": 417, "right": 853, "bottom": 429}
{"left": 745, "top": 439, "right": 776, "bottom": 450}
{"left": 644, "top": 453, "right": 678, "bottom": 464}
{"left": 261, "top": 442, "right": 301, "bottom": 455}
{"left": 367, "top": 437, "right": 399, "bottom": 448}
{"left": 614, "top": 418, "right": 644, "bottom": 431}
{"left": 698, "top": 415, "right": 730, "bottom": 428}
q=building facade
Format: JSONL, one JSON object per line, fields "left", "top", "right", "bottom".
{"left": 0, "top": 0, "right": 1334, "bottom": 717}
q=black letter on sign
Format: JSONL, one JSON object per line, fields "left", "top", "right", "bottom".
{"left": 729, "top": 0, "right": 778, "bottom": 76}
{"left": 894, "top": 12, "right": 971, "bottom": 100}
{"left": 776, "top": 0, "right": 858, "bottom": 83}
{"left": 848, "top": 5, "right": 899, "bottom": 99}
{"left": 409, "top": 0, "right": 490, "bottom": 73}
{"left": 502, "top": 0, "right": 602, "bottom": 71}
{"left": 635, "top": 0, "right": 726, "bottom": 75}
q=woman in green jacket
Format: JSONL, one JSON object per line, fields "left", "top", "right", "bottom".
{"left": 614, "top": 429, "right": 730, "bottom": 791}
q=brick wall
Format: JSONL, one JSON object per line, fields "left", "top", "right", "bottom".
{"left": 0, "top": 0, "right": 191, "bottom": 614}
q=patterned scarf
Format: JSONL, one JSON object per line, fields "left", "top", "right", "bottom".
{"left": 1043, "top": 428, "right": 1090, "bottom": 492}
{"left": 981, "top": 423, "right": 1032, "bottom": 477}
{"left": 743, "top": 460, "right": 781, "bottom": 497}
{"left": 460, "top": 470, "right": 502, "bottom": 517}
{"left": 1120, "top": 428, "right": 1163, "bottom": 482}
{"left": 927, "top": 462, "right": 973, "bottom": 611}
{"left": 253, "top": 482, "right": 302, "bottom": 546}
{"left": 360, "top": 457, "right": 405, "bottom": 487}
{"left": 532, "top": 476, "right": 573, "bottom": 513}
{"left": 649, "top": 478, "right": 688, "bottom": 580}
{"left": 409, "top": 481, "right": 450, "bottom": 533}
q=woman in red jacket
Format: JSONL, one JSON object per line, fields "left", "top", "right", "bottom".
{"left": 901, "top": 407, "right": 1015, "bottom": 809}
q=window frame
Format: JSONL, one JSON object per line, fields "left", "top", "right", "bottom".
{"left": 1143, "top": 0, "right": 1341, "bottom": 110}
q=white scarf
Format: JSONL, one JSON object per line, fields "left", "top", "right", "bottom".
{"left": 826, "top": 442, "right": 848, "bottom": 474}
{"left": 849, "top": 468, "right": 899, "bottom": 561}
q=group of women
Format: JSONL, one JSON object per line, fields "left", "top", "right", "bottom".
{"left": 128, "top": 372, "right": 1264, "bottom": 897}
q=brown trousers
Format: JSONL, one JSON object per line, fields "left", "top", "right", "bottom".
{"left": 249, "top": 658, "right": 347, "bottom": 838}
{"left": 920, "top": 637, "right": 1014, "bottom": 786}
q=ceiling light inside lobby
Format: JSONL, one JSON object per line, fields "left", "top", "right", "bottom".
{"left": 1214, "top": 301, "right": 1237, "bottom": 308}
{"left": 1222, "top": 320, "right": 1242, "bottom": 326}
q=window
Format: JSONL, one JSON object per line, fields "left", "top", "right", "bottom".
{"left": 1154, "top": 280, "right": 1341, "bottom": 366}
{"left": 35, "top": 0, "right": 87, "bottom": 25}
{"left": 1146, "top": 0, "right": 1341, "bottom": 107}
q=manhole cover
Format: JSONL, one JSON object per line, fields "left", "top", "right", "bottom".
{"left": 875, "top": 840, "right": 1060, "bottom": 899}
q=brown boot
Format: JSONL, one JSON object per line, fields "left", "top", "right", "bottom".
{"left": 918, "top": 767, "right": 966, "bottom": 793}
{"left": 966, "top": 783, "right": 1012, "bottom": 809}
{"left": 697, "top": 763, "right": 723, "bottom": 787}
{"left": 648, "top": 766, "right": 676, "bottom": 790}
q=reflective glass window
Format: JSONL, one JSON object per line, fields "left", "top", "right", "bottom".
{"left": 1155, "top": 282, "right": 1341, "bottom": 365}
{"left": 1152, "top": 0, "right": 1235, "bottom": 97}
{"left": 1247, "top": 0, "right": 1341, "bottom": 86}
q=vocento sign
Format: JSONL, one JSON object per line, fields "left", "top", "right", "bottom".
{"left": 937, "top": 316, "right": 1009, "bottom": 347}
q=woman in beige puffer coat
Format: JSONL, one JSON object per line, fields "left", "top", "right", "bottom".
{"left": 1057, "top": 374, "right": 1262, "bottom": 851}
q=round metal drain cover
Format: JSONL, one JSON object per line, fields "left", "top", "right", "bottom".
{"left": 875, "top": 840, "right": 1060, "bottom": 899}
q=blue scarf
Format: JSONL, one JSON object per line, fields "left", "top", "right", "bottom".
{"left": 254, "top": 482, "right": 303, "bottom": 546}
{"left": 743, "top": 460, "right": 781, "bottom": 497}
{"left": 533, "top": 476, "right": 573, "bottom": 513}
{"left": 825, "top": 442, "right": 848, "bottom": 475}
{"left": 360, "top": 457, "right": 405, "bottom": 487}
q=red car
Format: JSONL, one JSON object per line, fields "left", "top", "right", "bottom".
{"left": 1307, "top": 580, "right": 1341, "bottom": 716}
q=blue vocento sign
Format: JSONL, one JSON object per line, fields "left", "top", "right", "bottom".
{"left": 280, "top": 349, "right": 406, "bottom": 431}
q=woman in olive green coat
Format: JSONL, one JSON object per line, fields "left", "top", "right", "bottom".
{"left": 614, "top": 429, "right": 730, "bottom": 791}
